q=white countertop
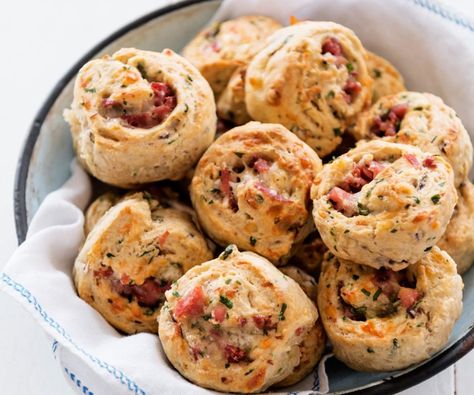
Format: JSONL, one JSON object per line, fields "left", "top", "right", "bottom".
{"left": 0, "top": 0, "right": 472, "bottom": 394}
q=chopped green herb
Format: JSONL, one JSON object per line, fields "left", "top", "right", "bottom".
{"left": 202, "top": 314, "right": 212, "bottom": 321}
{"left": 357, "top": 203, "right": 370, "bottom": 216}
{"left": 244, "top": 369, "right": 254, "bottom": 376}
{"left": 255, "top": 194, "right": 264, "bottom": 203}
{"left": 424, "top": 246, "right": 433, "bottom": 252}
{"left": 344, "top": 229, "right": 350, "bottom": 234}
{"left": 172, "top": 291, "right": 180, "bottom": 297}
{"left": 208, "top": 200, "right": 214, "bottom": 205}
{"left": 184, "top": 103, "right": 189, "bottom": 113}
{"left": 390, "top": 229, "right": 398, "bottom": 233}
{"left": 225, "top": 363, "right": 230, "bottom": 369}
{"left": 333, "top": 127, "right": 342, "bottom": 136}
{"left": 373, "top": 288, "right": 382, "bottom": 301}
{"left": 413, "top": 196, "right": 420, "bottom": 204}
{"left": 392, "top": 338, "right": 400, "bottom": 349}
{"left": 279, "top": 303, "right": 288, "bottom": 321}
{"left": 373, "top": 68, "right": 382, "bottom": 78}
{"left": 326, "top": 90, "right": 335, "bottom": 99}
{"left": 144, "top": 308, "right": 155, "bottom": 316}
{"left": 106, "top": 252, "right": 115, "bottom": 258}
{"left": 346, "top": 62, "right": 354, "bottom": 72}
{"left": 219, "top": 295, "right": 233, "bottom": 309}
{"left": 352, "top": 274, "right": 360, "bottom": 280}
{"left": 220, "top": 245, "right": 234, "bottom": 260}
{"left": 84, "top": 87, "right": 96, "bottom": 93}
{"left": 249, "top": 236, "right": 257, "bottom": 246}
{"left": 361, "top": 288, "right": 371, "bottom": 297}
{"left": 186, "top": 75, "right": 193, "bottom": 83}
{"left": 136, "top": 63, "right": 147, "bottom": 79}
{"left": 367, "top": 347, "right": 375, "bottom": 353}
{"left": 225, "top": 278, "right": 232, "bottom": 285}
{"left": 413, "top": 106, "right": 423, "bottom": 111}
{"left": 431, "top": 194, "right": 441, "bottom": 204}
{"left": 234, "top": 152, "right": 244, "bottom": 158}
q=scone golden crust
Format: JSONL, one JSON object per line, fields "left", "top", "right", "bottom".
{"left": 74, "top": 193, "right": 212, "bottom": 334}
{"left": 317, "top": 248, "right": 463, "bottom": 372}
{"left": 279, "top": 265, "right": 318, "bottom": 302}
{"left": 311, "top": 140, "right": 457, "bottom": 270}
{"left": 182, "top": 15, "right": 282, "bottom": 96}
{"left": 245, "top": 21, "right": 372, "bottom": 157}
{"left": 64, "top": 48, "right": 216, "bottom": 187}
{"left": 217, "top": 66, "right": 252, "bottom": 125}
{"left": 353, "top": 91, "right": 472, "bottom": 186}
{"left": 191, "top": 122, "right": 323, "bottom": 265}
{"left": 158, "top": 246, "right": 320, "bottom": 393}
{"left": 84, "top": 192, "right": 120, "bottom": 236}
{"left": 289, "top": 231, "right": 328, "bottom": 277}
{"left": 366, "top": 51, "right": 405, "bottom": 103}
{"left": 437, "top": 181, "right": 474, "bottom": 274}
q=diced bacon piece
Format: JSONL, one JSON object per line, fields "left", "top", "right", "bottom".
{"left": 368, "top": 161, "right": 386, "bottom": 177}
{"left": 295, "top": 327, "right": 304, "bottom": 336}
{"left": 342, "top": 79, "right": 362, "bottom": 103}
{"left": 220, "top": 168, "right": 238, "bottom": 211}
{"left": 224, "top": 344, "right": 247, "bottom": 363}
{"left": 252, "top": 315, "right": 276, "bottom": 332}
{"left": 210, "top": 41, "right": 221, "bottom": 52}
{"left": 93, "top": 266, "right": 113, "bottom": 278}
{"left": 174, "top": 286, "right": 206, "bottom": 319}
{"left": 322, "top": 37, "right": 343, "bottom": 56}
{"left": 120, "top": 273, "right": 131, "bottom": 285}
{"left": 239, "top": 317, "right": 248, "bottom": 327}
{"left": 254, "top": 182, "right": 292, "bottom": 203}
{"left": 327, "top": 187, "right": 359, "bottom": 217}
{"left": 404, "top": 154, "right": 421, "bottom": 168}
{"left": 371, "top": 104, "right": 408, "bottom": 137}
{"left": 371, "top": 268, "right": 401, "bottom": 298}
{"left": 423, "top": 156, "right": 437, "bottom": 169}
{"left": 213, "top": 304, "right": 227, "bottom": 323}
{"left": 131, "top": 278, "right": 170, "bottom": 307}
{"left": 191, "top": 346, "right": 202, "bottom": 361}
{"left": 253, "top": 158, "right": 270, "bottom": 174}
{"left": 102, "top": 98, "right": 120, "bottom": 108}
{"left": 398, "top": 287, "right": 420, "bottom": 309}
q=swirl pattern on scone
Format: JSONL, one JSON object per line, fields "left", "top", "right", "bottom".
{"left": 217, "top": 66, "right": 252, "bottom": 125}
{"left": 245, "top": 21, "right": 372, "bottom": 157}
{"left": 437, "top": 181, "right": 474, "bottom": 274}
{"left": 311, "top": 140, "right": 457, "bottom": 270}
{"left": 317, "top": 248, "right": 463, "bottom": 371}
{"left": 64, "top": 47, "right": 216, "bottom": 187}
{"left": 191, "top": 122, "right": 323, "bottom": 265}
{"left": 366, "top": 50, "right": 405, "bottom": 103}
{"left": 74, "top": 192, "right": 212, "bottom": 334}
{"left": 158, "top": 245, "right": 320, "bottom": 393}
{"left": 289, "top": 231, "right": 328, "bottom": 277}
{"left": 182, "top": 15, "right": 282, "bottom": 96}
{"left": 353, "top": 91, "right": 472, "bottom": 187}
{"left": 84, "top": 192, "right": 120, "bottom": 236}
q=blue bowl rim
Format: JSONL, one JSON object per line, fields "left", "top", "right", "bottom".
{"left": 13, "top": 0, "right": 474, "bottom": 393}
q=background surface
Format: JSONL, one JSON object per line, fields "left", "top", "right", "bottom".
{"left": 0, "top": 0, "right": 472, "bottom": 394}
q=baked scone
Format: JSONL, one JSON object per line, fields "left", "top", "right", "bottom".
{"left": 353, "top": 91, "right": 472, "bottom": 187}
{"left": 289, "top": 231, "right": 328, "bottom": 278}
{"left": 84, "top": 192, "right": 120, "bottom": 236}
{"left": 64, "top": 47, "right": 216, "bottom": 187}
{"left": 217, "top": 66, "right": 252, "bottom": 125}
{"left": 182, "top": 15, "right": 282, "bottom": 96}
{"left": 279, "top": 265, "right": 318, "bottom": 302}
{"left": 74, "top": 192, "right": 212, "bottom": 334}
{"left": 317, "top": 248, "right": 463, "bottom": 371}
{"left": 311, "top": 140, "right": 457, "bottom": 270}
{"left": 158, "top": 245, "right": 321, "bottom": 393}
{"left": 437, "top": 181, "right": 474, "bottom": 274}
{"left": 366, "top": 51, "right": 405, "bottom": 103}
{"left": 191, "top": 122, "right": 323, "bottom": 265}
{"left": 245, "top": 21, "right": 372, "bottom": 157}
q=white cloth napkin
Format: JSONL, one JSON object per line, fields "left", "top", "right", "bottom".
{"left": 2, "top": 0, "right": 474, "bottom": 394}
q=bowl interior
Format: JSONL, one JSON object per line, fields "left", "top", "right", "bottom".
{"left": 17, "top": 0, "right": 474, "bottom": 393}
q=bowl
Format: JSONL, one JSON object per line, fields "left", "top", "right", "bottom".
{"left": 13, "top": 0, "right": 474, "bottom": 393}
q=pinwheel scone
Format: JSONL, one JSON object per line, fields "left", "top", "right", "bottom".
{"left": 182, "top": 15, "right": 282, "bottom": 96}
{"left": 245, "top": 21, "right": 372, "bottom": 157}
{"left": 317, "top": 248, "right": 463, "bottom": 371}
{"left": 191, "top": 122, "right": 322, "bottom": 265}
{"left": 437, "top": 181, "right": 474, "bottom": 274}
{"left": 64, "top": 47, "right": 216, "bottom": 187}
{"left": 353, "top": 91, "right": 472, "bottom": 187}
{"left": 158, "top": 245, "right": 323, "bottom": 393}
{"left": 311, "top": 140, "right": 457, "bottom": 270}
{"left": 366, "top": 51, "right": 405, "bottom": 103}
{"left": 217, "top": 66, "right": 252, "bottom": 125}
{"left": 74, "top": 192, "right": 212, "bottom": 334}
